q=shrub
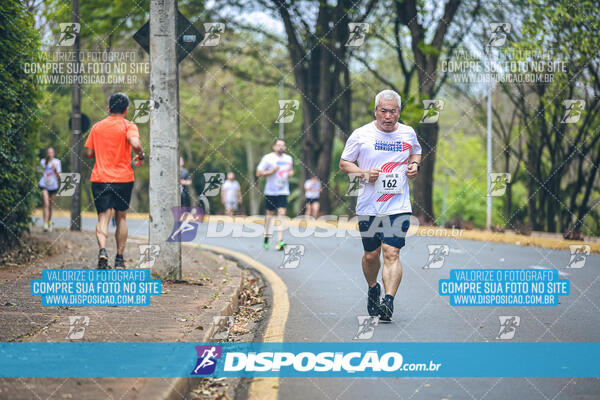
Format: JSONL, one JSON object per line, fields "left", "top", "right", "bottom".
{"left": 0, "top": 1, "right": 43, "bottom": 249}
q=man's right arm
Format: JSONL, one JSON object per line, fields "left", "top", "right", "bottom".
{"left": 339, "top": 130, "right": 380, "bottom": 183}
{"left": 84, "top": 127, "right": 94, "bottom": 159}
{"left": 256, "top": 157, "right": 277, "bottom": 177}
{"left": 256, "top": 166, "right": 278, "bottom": 177}
{"left": 220, "top": 183, "right": 227, "bottom": 203}
{"left": 339, "top": 159, "right": 380, "bottom": 183}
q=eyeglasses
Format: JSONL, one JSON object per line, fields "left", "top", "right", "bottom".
{"left": 378, "top": 108, "right": 398, "bottom": 115}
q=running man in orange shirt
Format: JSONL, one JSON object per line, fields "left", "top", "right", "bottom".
{"left": 85, "top": 93, "right": 145, "bottom": 269}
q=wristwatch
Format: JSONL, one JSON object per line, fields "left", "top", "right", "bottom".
{"left": 138, "top": 153, "right": 145, "bottom": 161}
{"left": 409, "top": 161, "right": 420, "bottom": 171}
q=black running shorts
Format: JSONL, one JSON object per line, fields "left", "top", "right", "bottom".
{"left": 91, "top": 182, "right": 134, "bottom": 214}
{"left": 265, "top": 195, "right": 288, "bottom": 211}
{"left": 357, "top": 213, "right": 411, "bottom": 252}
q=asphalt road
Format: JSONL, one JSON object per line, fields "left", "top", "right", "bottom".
{"left": 39, "top": 216, "right": 600, "bottom": 400}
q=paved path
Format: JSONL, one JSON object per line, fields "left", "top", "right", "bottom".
{"left": 1, "top": 226, "right": 243, "bottom": 400}
{"left": 40, "top": 216, "right": 600, "bottom": 399}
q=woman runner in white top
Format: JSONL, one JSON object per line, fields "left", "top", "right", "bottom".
{"left": 38, "top": 147, "right": 62, "bottom": 231}
{"left": 304, "top": 176, "right": 321, "bottom": 218}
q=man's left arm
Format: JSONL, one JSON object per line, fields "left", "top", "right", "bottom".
{"left": 127, "top": 123, "right": 145, "bottom": 166}
{"left": 406, "top": 130, "right": 422, "bottom": 180}
{"left": 406, "top": 154, "right": 422, "bottom": 179}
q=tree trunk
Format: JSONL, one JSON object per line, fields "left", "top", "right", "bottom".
{"left": 504, "top": 148, "right": 511, "bottom": 225}
{"left": 245, "top": 140, "right": 259, "bottom": 215}
{"left": 526, "top": 134, "right": 541, "bottom": 230}
{"left": 545, "top": 173, "right": 558, "bottom": 232}
{"left": 300, "top": 98, "right": 334, "bottom": 214}
{"left": 317, "top": 117, "right": 334, "bottom": 214}
{"left": 413, "top": 122, "right": 438, "bottom": 224}
{"left": 275, "top": 0, "right": 356, "bottom": 216}
{"left": 575, "top": 147, "right": 600, "bottom": 232}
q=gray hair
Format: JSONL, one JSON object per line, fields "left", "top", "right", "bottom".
{"left": 374, "top": 90, "right": 401, "bottom": 110}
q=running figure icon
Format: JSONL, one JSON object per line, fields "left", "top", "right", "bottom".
{"left": 193, "top": 346, "right": 218, "bottom": 374}
{"left": 191, "top": 345, "right": 223, "bottom": 375}
{"left": 169, "top": 208, "right": 201, "bottom": 241}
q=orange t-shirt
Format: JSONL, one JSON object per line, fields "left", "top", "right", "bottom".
{"left": 84, "top": 115, "right": 140, "bottom": 182}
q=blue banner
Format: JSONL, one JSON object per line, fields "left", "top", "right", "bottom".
{"left": 30, "top": 269, "right": 162, "bottom": 306}
{"left": 1, "top": 342, "right": 598, "bottom": 378}
{"left": 439, "top": 269, "right": 569, "bottom": 306}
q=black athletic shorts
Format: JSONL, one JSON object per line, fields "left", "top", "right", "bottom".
{"left": 265, "top": 195, "right": 288, "bottom": 211}
{"left": 357, "top": 213, "right": 411, "bottom": 252}
{"left": 39, "top": 185, "right": 58, "bottom": 196}
{"left": 91, "top": 182, "right": 134, "bottom": 214}
{"left": 305, "top": 198, "right": 319, "bottom": 204}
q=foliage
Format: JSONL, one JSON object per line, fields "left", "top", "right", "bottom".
{"left": 433, "top": 132, "right": 486, "bottom": 226}
{"left": 19, "top": 0, "right": 600, "bottom": 237}
{"left": 0, "top": 1, "right": 44, "bottom": 249}
{"left": 43, "top": 0, "right": 148, "bottom": 48}
{"left": 501, "top": 0, "right": 600, "bottom": 234}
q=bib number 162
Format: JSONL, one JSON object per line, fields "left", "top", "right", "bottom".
{"left": 382, "top": 179, "right": 397, "bottom": 188}
{"left": 375, "top": 173, "right": 403, "bottom": 194}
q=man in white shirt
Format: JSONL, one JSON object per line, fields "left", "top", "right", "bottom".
{"left": 256, "top": 138, "right": 294, "bottom": 250}
{"left": 339, "top": 89, "right": 422, "bottom": 322}
{"left": 221, "top": 172, "right": 241, "bottom": 216}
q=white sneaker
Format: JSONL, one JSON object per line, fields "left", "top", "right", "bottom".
{"left": 43, "top": 222, "right": 49, "bottom": 232}
{"left": 48, "top": 222, "right": 53, "bottom": 232}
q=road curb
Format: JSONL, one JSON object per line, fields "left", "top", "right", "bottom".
{"left": 135, "top": 241, "right": 289, "bottom": 400}
{"left": 197, "top": 244, "right": 289, "bottom": 343}
{"left": 138, "top": 273, "right": 244, "bottom": 400}
{"left": 134, "top": 240, "right": 245, "bottom": 400}
{"left": 197, "top": 244, "right": 289, "bottom": 400}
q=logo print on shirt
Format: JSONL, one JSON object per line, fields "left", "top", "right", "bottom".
{"left": 374, "top": 141, "right": 412, "bottom": 152}
{"left": 376, "top": 161, "right": 407, "bottom": 202}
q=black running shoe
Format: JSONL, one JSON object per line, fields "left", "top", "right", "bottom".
{"left": 114, "top": 256, "right": 126, "bottom": 269}
{"left": 97, "top": 248, "right": 109, "bottom": 269}
{"left": 367, "top": 282, "right": 381, "bottom": 317}
{"left": 379, "top": 296, "right": 394, "bottom": 322}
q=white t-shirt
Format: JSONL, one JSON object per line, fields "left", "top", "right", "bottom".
{"left": 341, "top": 121, "right": 422, "bottom": 216}
{"left": 256, "top": 152, "right": 293, "bottom": 196}
{"left": 304, "top": 179, "right": 321, "bottom": 199}
{"left": 221, "top": 179, "right": 240, "bottom": 203}
{"left": 38, "top": 158, "right": 62, "bottom": 191}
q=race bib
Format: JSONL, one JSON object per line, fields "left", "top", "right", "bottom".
{"left": 44, "top": 173, "right": 55, "bottom": 187}
{"left": 375, "top": 173, "right": 404, "bottom": 194}
{"left": 275, "top": 172, "right": 288, "bottom": 189}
